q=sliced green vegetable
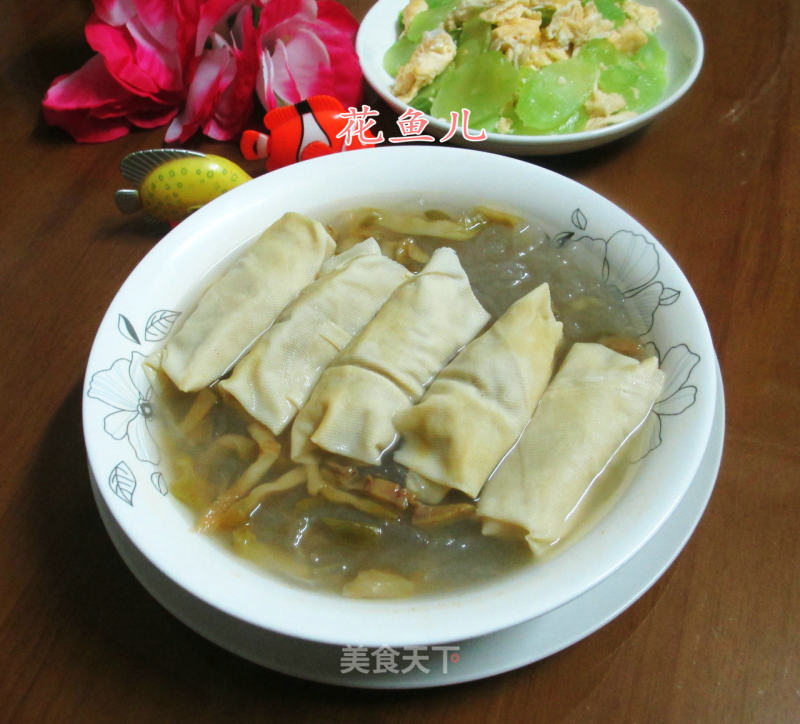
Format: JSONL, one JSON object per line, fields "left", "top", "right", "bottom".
{"left": 384, "top": 35, "right": 418, "bottom": 76}
{"left": 430, "top": 50, "right": 519, "bottom": 130}
{"left": 406, "top": 0, "right": 459, "bottom": 42}
{"left": 537, "top": 5, "right": 555, "bottom": 27}
{"left": 579, "top": 37, "right": 666, "bottom": 112}
{"left": 515, "top": 56, "right": 597, "bottom": 132}
{"left": 512, "top": 106, "right": 589, "bottom": 136}
{"left": 632, "top": 35, "right": 667, "bottom": 110}
{"left": 593, "top": 0, "right": 626, "bottom": 26}
{"left": 409, "top": 64, "right": 453, "bottom": 114}
{"left": 454, "top": 16, "right": 492, "bottom": 63}
{"left": 576, "top": 37, "right": 622, "bottom": 67}
{"left": 389, "top": 0, "right": 668, "bottom": 136}
{"left": 553, "top": 107, "right": 590, "bottom": 134}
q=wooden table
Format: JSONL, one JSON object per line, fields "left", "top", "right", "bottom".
{"left": 1, "top": 0, "right": 797, "bottom": 720}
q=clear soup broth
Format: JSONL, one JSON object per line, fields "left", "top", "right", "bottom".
{"left": 152, "top": 206, "right": 649, "bottom": 598}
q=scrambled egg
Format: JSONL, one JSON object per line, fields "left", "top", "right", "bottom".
{"left": 446, "top": 0, "right": 493, "bottom": 29}
{"left": 479, "top": 0, "right": 539, "bottom": 25}
{"left": 393, "top": 28, "right": 458, "bottom": 103}
{"left": 489, "top": 14, "right": 570, "bottom": 70}
{"left": 607, "top": 18, "right": 649, "bottom": 53}
{"left": 545, "top": 0, "right": 614, "bottom": 47}
{"left": 391, "top": 0, "right": 662, "bottom": 127}
{"left": 402, "top": 0, "right": 429, "bottom": 31}
{"left": 584, "top": 86, "right": 637, "bottom": 129}
{"left": 623, "top": 0, "right": 660, "bottom": 33}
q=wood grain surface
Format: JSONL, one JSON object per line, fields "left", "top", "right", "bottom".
{"left": 0, "top": 0, "right": 797, "bottom": 721}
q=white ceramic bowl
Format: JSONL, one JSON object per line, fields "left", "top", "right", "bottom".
{"left": 356, "top": 0, "right": 704, "bottom": 155}
{"left": 84, "top": 146, "right": 716, "bottom": 648}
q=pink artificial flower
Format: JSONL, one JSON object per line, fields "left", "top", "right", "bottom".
{"left": 42, "top": 0, "right": 362, "bottom": 144}
{"left": 43, "top": 0, "right": 243, "bottom": 142}
{"left": 42, "top": 54, "right": 172, "bottom": 143}
{"left": 203, "top": 7, "right": 262, "bottom": 139}
{"left": 166, "top": 5, "right": 261, "bottom": 142}
{"left": 256, "top": 0, "right": 362, "bottom": 112}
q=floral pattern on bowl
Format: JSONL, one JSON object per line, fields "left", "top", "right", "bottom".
{"left": 555, "top": 207, "right": 702, "bottom": 456}
{"left": 86, "top": 311, "right": 180, "bottom": 505}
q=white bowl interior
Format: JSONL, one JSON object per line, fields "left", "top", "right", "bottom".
{"left": 84, "top": 146, "right": 717, "bottom": 646}
{"left": 356, "top": 0, "right": 704, "bottom": 155}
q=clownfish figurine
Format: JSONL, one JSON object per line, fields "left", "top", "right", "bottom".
{"left": 241, "top": 95, "right": 377, "bottom": 172}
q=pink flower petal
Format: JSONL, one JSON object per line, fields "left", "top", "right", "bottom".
{"left": 257, "top": 0, "right": 316, "bottom": 31}
{"left": 86, "top": 1, "right": 201, "bottom": 99}
{"left": 125, "top": 16, "right": 185, "bottom": 92}
{"left": 256, "top": 50, "right": 277, "bottom": 111}
{"left": 42, "top": 55, "right": 140, "bottom": 141}
{"left": 92, "top": 0, "right": 137, "bottom": 26}
{"left": 165, "top": 43, "right": 235, "bottom": 142}
{"left": 47, "top": 110, "right": 131, "bottom": 143}
{"left": 267, "top": 40, "right": 302, "bottom": 106}
{"left": 41, "top": 0, "right": 361, "bottom": 143}
{"left": 280, "top": 27, "right": 330, "bottom": 98}
{"left": 314, "top": 0, "right": 362, "bottom": 106}
{"left": 205, "top": 7, "right": 260, "bottom": 139}
{"left": 130, "top": 0, "right": 182, "bottom": 47}
{"left": 44, "top": 55, "right": 123, "bottom": 109}
{"left": 254, "top": 0, "right": 362, "bottom": 110}
{"left": 85, "top": 16, "right": 161, "bottom": 96}
{"left": 196, "top": 0, "right": 252, "bottom": 55}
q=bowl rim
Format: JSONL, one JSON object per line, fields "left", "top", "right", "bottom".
{"left": 356, "top": 0, "right": 705, "bottom": 154}
{"left": 83, "top": 145, "right": 717, "bottom": 646}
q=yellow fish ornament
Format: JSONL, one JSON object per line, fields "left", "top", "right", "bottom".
{"left": 115, "top": 149, "right": 252, "bottom": 224}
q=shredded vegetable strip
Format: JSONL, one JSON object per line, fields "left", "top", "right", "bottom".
{"left": 303, "top": 462, "right": 401, "bottom": 519}
{"left": 179, "top": 388, "right": 217, "bottom": 434}
{"left": 197, "top": 449, "right": 281, "bottom": 532}
{"left": 305, "top": 462, "right": 326, "bottom": 495}
{"left": 214, "top": 468, "right": 308, "bottom": 530}
{"left": 412, "top": 502, "right": 476, "bottom": 526}
{"left": 196, "top": 433, "right": 257, "bottom": 469}
{"left": 364, "top": 475, "right": 412, "bottom": 510}
{"left": 355, "top": 207, "right": 483, "bottom": 241}
{"left": 318, "top": 483, "right": 402, "bottom": 521}
{"left": 247, "top": 422, "right": 281, "bottom": 455}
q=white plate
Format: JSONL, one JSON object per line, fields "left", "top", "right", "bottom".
{"left": 357, "top": 0, "right": 704, "bottom": 155}
{"left": 91, "top": 360, "right": 723, "bottom": 688}
{"left": 84, "top": 146, "right": 717, "bottom": 647}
